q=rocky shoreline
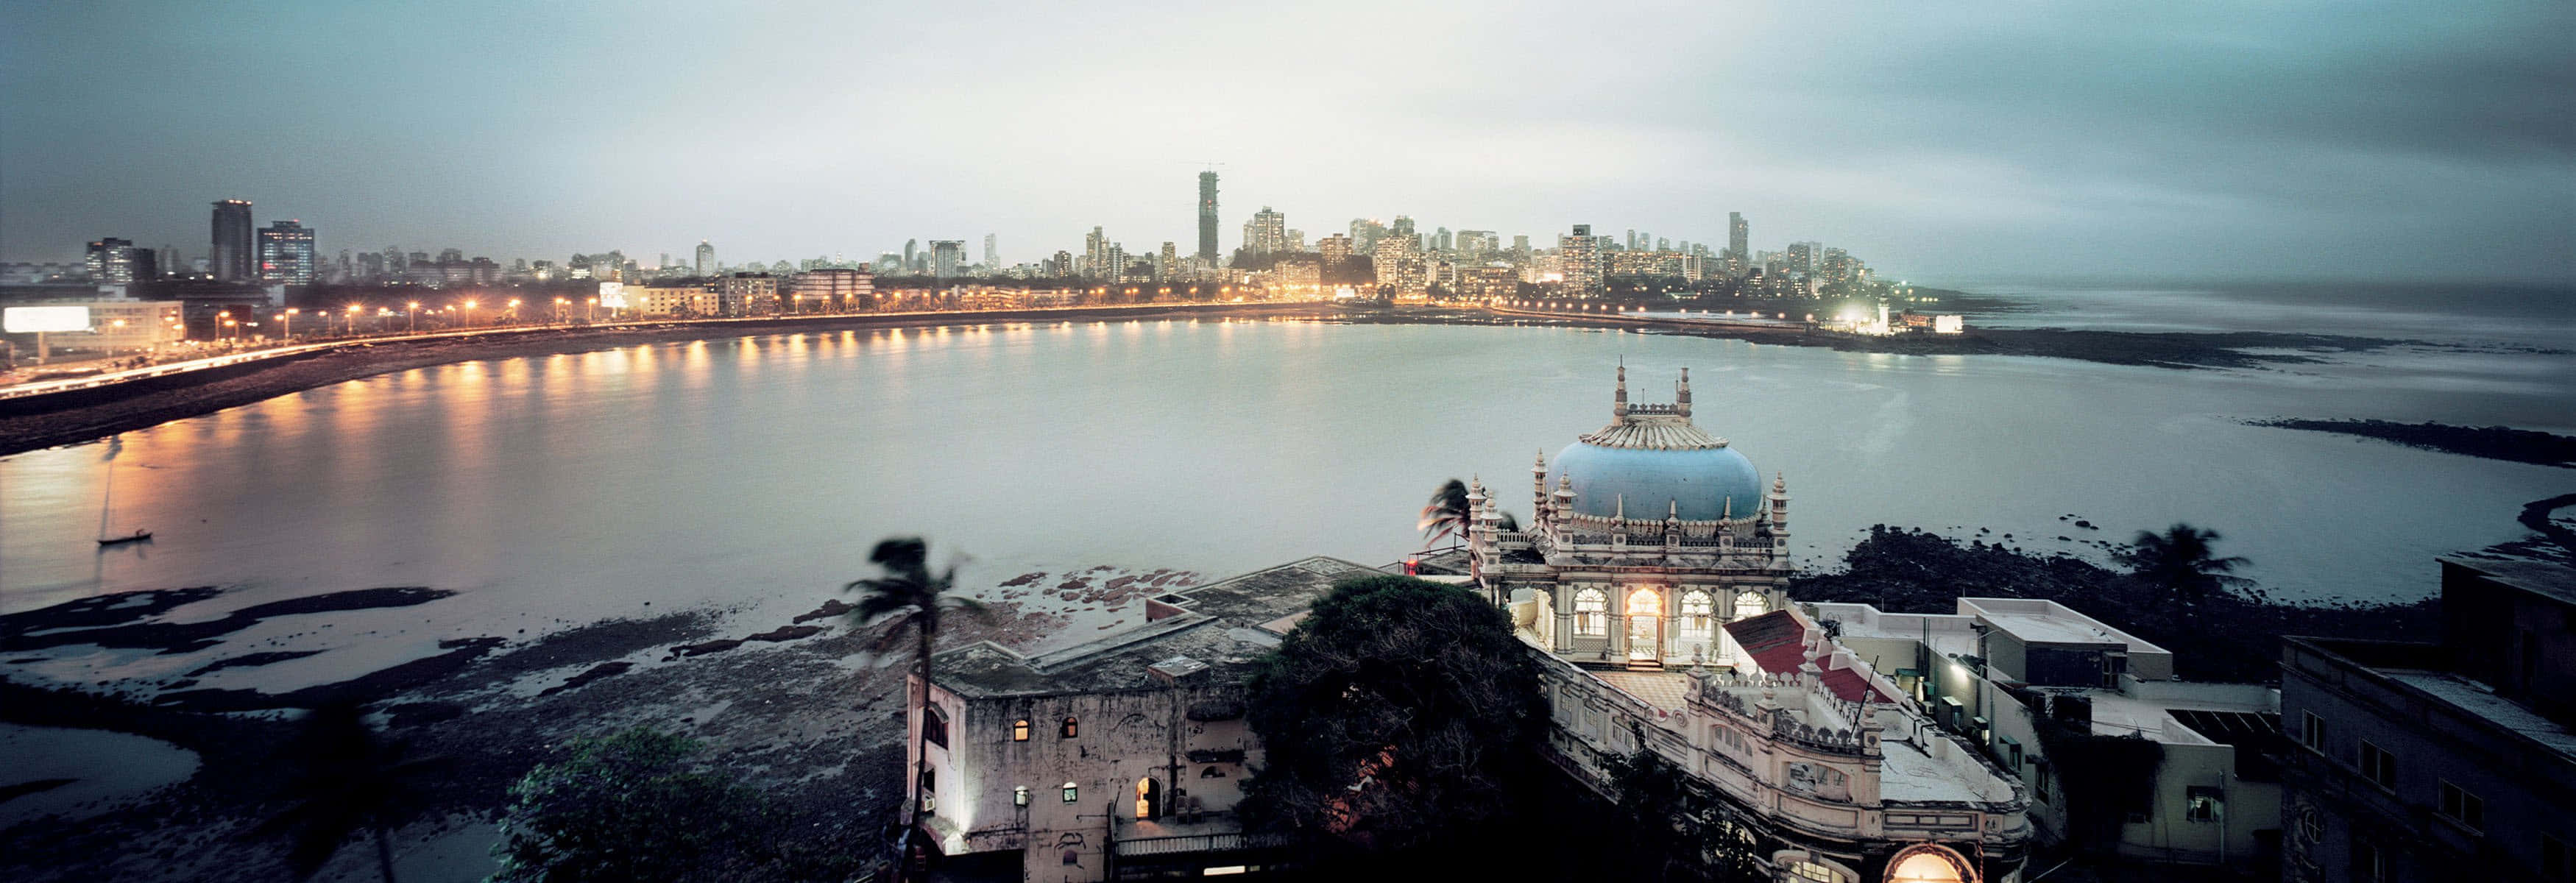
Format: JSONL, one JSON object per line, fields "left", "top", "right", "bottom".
{"left": 0, "top": 563, "right": 1197, "bottom": 882}
{"left": 1337, "top": 305, "right": 2418, "bottom": 369}
{"left": 2247, "top": 417, "right": 2576, "bottom": 468}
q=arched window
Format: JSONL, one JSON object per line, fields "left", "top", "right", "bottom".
{"left": 1013, "top": 785, "right": 1030, "bottom": 806}
{"left": 1061, "top": 717, "right": 1079, "bottom": 738}
{"left": 1733, "top": 590, "right": 1767, "bottom": 620}
{"left": 1574, "top": 588, "right": 1608, "bottom": 636}
{"left": 1061, "top": 781, "right": 1080, "bottom": 803}
{"left": 921, "top": 706, "right": 948, "bottom": 748}
{"left": 1680, "top": 591, "right": 1715, "bottom": 641}
{"left": 1200, "top": 766, "right": 1225, "bottom": 779}
{"left": 1012, "top": 718, "right": 1030, "bottom": 741}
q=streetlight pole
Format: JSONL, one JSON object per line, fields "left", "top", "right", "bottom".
{"left": 408, "top": 302, "right": 420, "bottom": 333}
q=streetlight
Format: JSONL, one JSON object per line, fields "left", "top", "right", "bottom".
{"left": 461, "top": 299, "right": 478, "bottom": 327}
{"left": 555, "top": 297, "right": 570, "bottom": 324}
{"left": 283, "top": 307, "right": 299, "bottom": 339}
{"left": 407, "top": 301, "right": 420, "bottom": 332}
{"left": 347, "top": 303, "right": 364, "bottom": 336}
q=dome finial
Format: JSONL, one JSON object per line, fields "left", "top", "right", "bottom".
{"left": 1677, "top": 367, "right": 1693, "bottom": 419}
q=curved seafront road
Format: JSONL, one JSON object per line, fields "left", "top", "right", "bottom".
{"left": 0, "top": 301, "right": 1331, "bottom": 457}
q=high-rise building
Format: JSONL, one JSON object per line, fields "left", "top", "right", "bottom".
{"left": 1158, "top": 241, "right": 1179, "bottom": 280}
{"left": 1558, "top": 224, "right": 1602, "bottom": 292}
{"left": 1433, "top": 227, "right": 1454, "bottom": 253}
{"left": 1457, "top": 230, "right": 1497, "bottom": 255}
{"left": 1196, "top": 171, "right": 1220, "bottom": 262}
{"left": 902, "top": 239, "right": 916, "bottom": 273}
{"left": 1083, "top": 227, "right": 1107, "bottom": 279}
{"left": 695, "top": 241, "right": 715, "bottom": 276}
{"left": 982, "top": 234, "right": 997, "bottom": 270}
{"left": 255, "top": 220, "right": 316, "bottom": 286}
{"left": 1349, "top": 219, "right": 1387, "bottom": 255}
{"left": 210, "top": 199, "right": 254, "bottom": 282}
{"left": 1318, "top": 234, "right": 1354, "bottom": 270}
{"left": 930, "top": 240, "right": 966, "bottom": 279}
{"left": 1244, "top": 206, "right": 1287, "bottom": 255}
{"left": 1375, "top": 232, "right": 1428, "bottom": 297}
{"left": 1786, "top": 241, "right": 1816, "bottom": 276}
{"left": 1727, "top": 212, "right": 1749, "bottom": 262}
{"left": 85, "top": 237, "right": 155, "bottom": 285}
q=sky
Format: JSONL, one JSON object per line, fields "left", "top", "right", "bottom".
{"left": 4, "top": 0, "right": 2571, "bottom": 283}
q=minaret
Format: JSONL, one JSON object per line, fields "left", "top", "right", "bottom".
{"left": 1769, "top": 472, "right": 1791, "bottom": 536}
{"left": 1532, "top": 450, "right": 1550, "bottom": 525}
{"left": 1676, "top": 367, "right": 1692, "bottom": 419}
{"left": 1613, "top": 364, "right": 1629, "bottom": 419}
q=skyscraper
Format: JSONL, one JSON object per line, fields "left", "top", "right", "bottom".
{"left": 696, "top": 241, "right": 715, "bottom": 276}
{"left": 982, "top": 233, "right": 997, "bottom": 269}
{"left": 902, "top": 239, "right": 916, "bottom": 274}
{"left": 930, "top": 240, "right": 965, "bottom": 279}
{"left": 85, "top": 237, "right": 150, "bottom": 285}
{"left": 1244, "top": 206, "right": 1287, "bottom": 255}
{"left": 1558, "top": 224, "right": 1602, "bottom": 292}
{"left": 1727, "top": 212, "right": 1748, "bottom": 263}
{"left": 210, "top": 199, "right": 254, "bottom": 282}
{"left": 1197, "top": 171, "right": 1220, "bottom": 262}
{"left": 255, "top": 220, "right": 316, "bottom": 286}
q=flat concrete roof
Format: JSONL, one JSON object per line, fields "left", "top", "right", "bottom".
{"left": 1960, "top": 597, "right": 2168, "bottom": 653}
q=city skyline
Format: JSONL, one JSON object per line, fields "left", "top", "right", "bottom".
{"left": 4, "top": 1, "right": 2571, "bottom": 282}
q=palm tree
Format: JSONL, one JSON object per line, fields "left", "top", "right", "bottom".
{"left": 844, "top": 537, "right": 990, "bottom": 833}
{"left": 253, "top": 701, "right": 450, "bottom": 882}
{"left": 2117, "top": 522, "right": 2251, "bottom": 611}
{"left": 1418, "top": 479, "right": 1471, "bottom": 551}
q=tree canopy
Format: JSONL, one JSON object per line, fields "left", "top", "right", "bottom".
{"left": 488, "top": 728, "right": 853, "bottom": 883}
{"left": 1241, "top": 575, "right": 1547, "bottom": 867}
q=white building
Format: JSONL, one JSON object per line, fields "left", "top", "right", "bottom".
{"left": 907, "top": 557, "right": 1382, "bottom": 881}
{"left": 1465, "top": 369, "right": 2031, "bottom": 883}
{"left": 1824, "top": 598, "right": 2287, "bottom": 871}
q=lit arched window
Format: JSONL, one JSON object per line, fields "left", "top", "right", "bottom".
{"left": 1574, "top": 588, "right": 1608, "bottom": 636}
{"left": 1733, "top": 590, "right": 1767, "bottom": 620}
{"left": 1013, "top": 785, "right": 1030, "bottom": 806}
{"left": 1061, "top": 717, "right": 1079, "bottom": 738}
{"left": 1012, "top": 718, "right": 1030, "bottom": 741}
{"left": 1062, "top": 781, "right": 1080, "bottom": 803}
{"left": 1680, "top": 591, "right": 1715, "bottom": 640}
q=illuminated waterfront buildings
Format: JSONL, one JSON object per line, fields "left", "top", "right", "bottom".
{"left": 84, "top": 237, "right": 155, "bottom": 286}
{"left": 255, "top": 220, "right": 315, "bottom": 286}
{"left": 1558, "top": 224, "right": 1602, "bottom": 292}
{"left": 1242, "top": 206, "right": 1287, "bottom": 256}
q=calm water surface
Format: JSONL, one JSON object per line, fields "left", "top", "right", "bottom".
{"left": 2, "top": 317, "right": 2570, "bottom": 689}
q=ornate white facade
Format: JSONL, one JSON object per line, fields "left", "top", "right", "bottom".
{"left": 1468, "top": 369, "right": 2029, "bottom": 883}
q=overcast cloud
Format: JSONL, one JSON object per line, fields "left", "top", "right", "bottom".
{"left": 4, "top": 0, "right": 2569, "bottom": 281}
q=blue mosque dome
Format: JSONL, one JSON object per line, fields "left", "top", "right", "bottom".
{"left": 1543, "top": 366, "right": 1768, "bottom": 522}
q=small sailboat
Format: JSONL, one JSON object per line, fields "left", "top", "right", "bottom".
{"left": 96, "top": 453, "right": 150, "bottom": 547}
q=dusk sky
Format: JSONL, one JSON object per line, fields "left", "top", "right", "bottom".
{"left": 5, "top": 0, "right": 2570, "bottom": 282}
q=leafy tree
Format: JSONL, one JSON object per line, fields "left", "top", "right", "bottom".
{"left": 1242, "top": 575, "right": 1548, "bottom": 868}
{"left": 1599, "top": 746, "right": 1768, "bottom": 882}
{"left": 1417, "top": 478, "right": 1471, "bottom": 550}
{"left": 488, "top": 728, "right": 792, "bottom": 882}
{"left": 842, "top": 537, "right": 989, "bottom": 831}
{"left": 253, "top": 701, "right": 450, "bottom": 882}
{"left": 2115, "top": 522, "right": 2249, "bottom": 611}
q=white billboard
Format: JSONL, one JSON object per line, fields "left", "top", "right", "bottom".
{"left": 598, "top": 281, "right": 629, "bottom": 309}
{"left": 4, "top": 305, "right": 92, "bottom": 333}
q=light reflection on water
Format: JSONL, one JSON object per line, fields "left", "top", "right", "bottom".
{"left": 0, "top": 322, "right": 2566, "bottom": 657}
